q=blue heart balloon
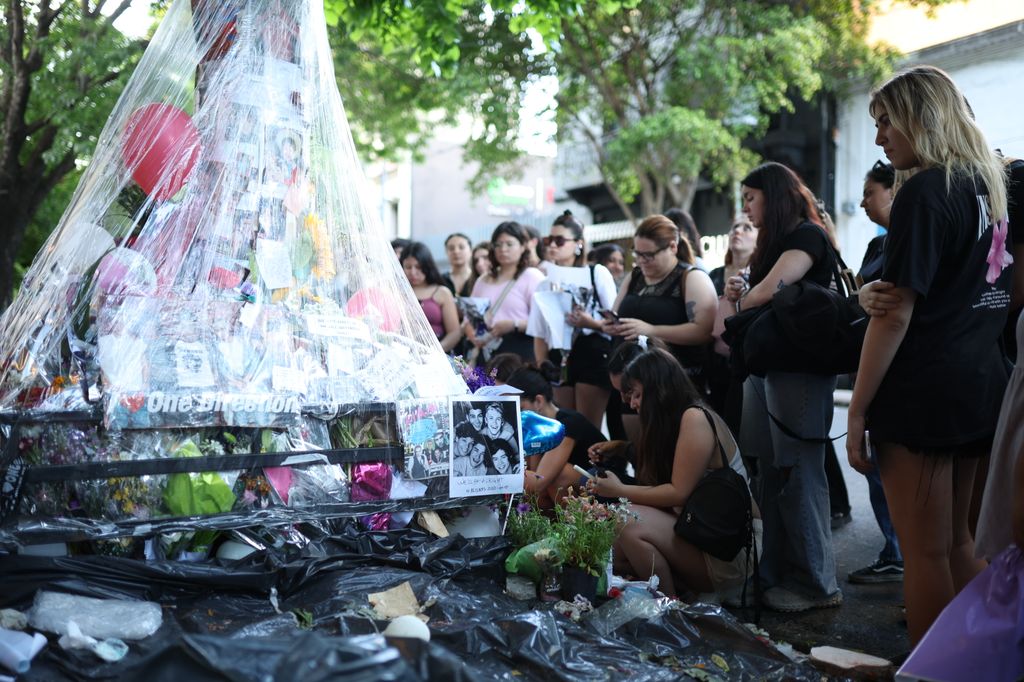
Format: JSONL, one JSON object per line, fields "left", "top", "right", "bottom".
{"left": 520, "top": 410, "right": 565, "bottom": 455}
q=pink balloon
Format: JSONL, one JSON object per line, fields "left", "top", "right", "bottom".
{"left": 122, "top": 103, "right": 202, "bottom": 200}
{"left": 346, "top": 288, "right": 401, "bottom": 332}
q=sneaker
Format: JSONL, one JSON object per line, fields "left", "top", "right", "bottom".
{"left": 762, "top": 586, "right": 843, "bottom": 613}
{"left": 847, "top": 559, "right": 904, "bottom": 584}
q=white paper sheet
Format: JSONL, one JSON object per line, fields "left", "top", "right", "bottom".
{"left": 255, "top": 238, "right": 293, "bottom": 290}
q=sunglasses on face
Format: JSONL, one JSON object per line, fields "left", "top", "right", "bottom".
{"left": 542, "top": 235, "right": 575, "bottom": 248}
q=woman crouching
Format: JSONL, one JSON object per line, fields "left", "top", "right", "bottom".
{"left": 588, "top": 348, "right": 761, "bottom": 599}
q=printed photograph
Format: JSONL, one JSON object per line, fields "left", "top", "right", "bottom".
{"left": 449, "top": 396, "right": 523, "bottom": 498}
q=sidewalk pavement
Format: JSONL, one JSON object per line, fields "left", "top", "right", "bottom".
{"left": 722, "top": 402, "right": 909, "bottom": 663}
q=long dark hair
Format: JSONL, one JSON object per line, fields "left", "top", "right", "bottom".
{"left": 741, "top": 162, "right": 824, "bottom": 285}
{"left": 488, "top": 221, "right": 531, "bottom": 278}
{"left": 399, "top": 241, "right": 445, "bottom": 286}
{"left": 621, "top": 349, "right": 703, "bottom": 486}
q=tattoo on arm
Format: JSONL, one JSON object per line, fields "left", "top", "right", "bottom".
{"left": 777, "top": 279, "right": 786, "bottom": 291}
{"left": 685, "top": 300, "right": 696, "bottom": 322}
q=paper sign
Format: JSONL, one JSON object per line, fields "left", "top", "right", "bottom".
{"left": 174, "top": 341, "right": 215, "bottom": 388}
{"left": 256, "top": 238, "right": 293, "bottom": 290}
{"left": 531, "top": 290, "right": 574, "bottom": 350}
{"left": 307, "top": 313, "right": 370, "bottom": 340}
{"left": 272, "top": 365, "right": 306, "bottom": 393}
{"left": 326, "top": 344, "right": 354, "bottom": 376}
{"left": 219, "top": 339, "right": 245, "bottom": 377}
{"left": 238, "top": 303, "right": 260, "bottom": 328}
{"left": 97, "top": 334, "right": 149, "bottom": 391}
{"left": 358, "top": 348, "right": 412, "bottom": 400}
{"left": 474, "top": 384, "right": 522, "bottom": 397}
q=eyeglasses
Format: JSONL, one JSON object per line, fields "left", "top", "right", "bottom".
{"left": 492, "top": 240, "right": 519, "bottom": 249}
{"left": 631, "top": 245, "right": 669, "bottom": 262}
{"left": 542, "top": 235, "right": 576, "bottom": 248}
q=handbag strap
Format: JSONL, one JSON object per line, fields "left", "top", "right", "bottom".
{"left": 694, "top": 405, "right": 730, "bottom": 471}
{"left": 750, "top": 376, "right": 846, "bottom": 444}
{"left": 589, "top": 264, "right": 602, "bottom": 310}
{"left": 484, "top": 278, "right": 517, "bottom": 326}
{"left": 822, "top": 237, "right": 858, "bottom": 299}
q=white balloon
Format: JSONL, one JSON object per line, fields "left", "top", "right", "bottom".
{"left": 382, "top": 614, "right": 430, "bottom": 642}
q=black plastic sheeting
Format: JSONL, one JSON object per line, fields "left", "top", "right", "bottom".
{"left": 0, "top": 524, "right": 825, "bottom": 681}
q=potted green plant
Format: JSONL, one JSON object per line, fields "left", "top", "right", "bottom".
{"left": 553, "top": 488, "right": 633, "bottom": 601}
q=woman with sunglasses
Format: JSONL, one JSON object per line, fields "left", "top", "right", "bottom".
{"left": 465, "top": 222, "right": 546, "bottom": 362}
{"left": 529, "top": 211, "right": 618, "bottom": 428}
{"left": 604, "top": 215, "right": 717, "bottom": 392}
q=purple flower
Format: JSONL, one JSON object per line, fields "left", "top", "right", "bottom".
{"left": 516, "top": 502, "right": 531, "bottom": 514}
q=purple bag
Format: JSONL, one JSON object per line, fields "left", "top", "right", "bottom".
{"left": 898, "top": 546, "right": 1024, "bottom": 681}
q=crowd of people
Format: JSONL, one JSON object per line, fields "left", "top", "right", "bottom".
{"left": 393, "top": 65, "right": 1024, "bottom": 649}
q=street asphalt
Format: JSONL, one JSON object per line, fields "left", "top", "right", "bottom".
{"left": 722, "top": 402, "right": 910, "bottom": 664}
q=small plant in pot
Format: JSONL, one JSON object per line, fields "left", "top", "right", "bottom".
{"left": 553, "top": 488, "right": 633, "bottom": 601}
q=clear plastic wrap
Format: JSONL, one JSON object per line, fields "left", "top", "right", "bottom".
{"left": 0, "top": 0, "right": 495, "bottom": 546}
{"left": 0, "top": 0, "right": 466, "bottom": 426}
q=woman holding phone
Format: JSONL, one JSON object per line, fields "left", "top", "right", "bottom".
{"left": 605, "top": 215, "right": 717, "bottom": 392}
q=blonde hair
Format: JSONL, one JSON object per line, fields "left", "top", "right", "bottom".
{"left": 869, "top": 65, "right": 1006, "bottom": 221}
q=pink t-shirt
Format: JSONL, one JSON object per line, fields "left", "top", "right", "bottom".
{"left": 471, "top": 267, "right": 546, "bottom": 324}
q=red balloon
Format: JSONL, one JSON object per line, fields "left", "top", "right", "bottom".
{"left": 122, "top": 103, "right": 202, "bottom": 200}
{"left": 346, "top": 288, "right": 402, "bottom": 333}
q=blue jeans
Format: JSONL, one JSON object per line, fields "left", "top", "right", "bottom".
{"left": 741, "top": 373, "right": 839, "bottom": 599}
{"left": 866, "top": 466, "right": 902, "bottom": 563}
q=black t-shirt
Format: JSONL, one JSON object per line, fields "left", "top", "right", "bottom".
{"left": 858, "top": 234, "right": 886, "bottom": 284}
{"left": 751, "top": 222, "right": 834, "bottom": 288}
{"left": 868, "top": 168, "right": 1012, "bottom": 447}
{"left": 555, "top": 408, "right": 606, "bottom": 469}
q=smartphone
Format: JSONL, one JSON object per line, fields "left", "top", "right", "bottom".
{"left": 864, "top": 430, "right": 876, "bottom": 464}
{"left": 599, "top": 309, "right": 620, "bottom": 322}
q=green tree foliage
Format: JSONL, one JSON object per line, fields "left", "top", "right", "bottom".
{"left": 325, "top": 0, "right": 954, "bottom": 219}
{"left": 1, "top": 0, "right": 145, "bottom": 308}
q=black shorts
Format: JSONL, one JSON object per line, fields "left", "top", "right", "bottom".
{"left": 874, "top": 434, "right": 994, "bottom": 458}
{"left": 566, "top": 334, "right": 612, "bottom": 389}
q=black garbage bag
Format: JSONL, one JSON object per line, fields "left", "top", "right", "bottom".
{"left": 0, "top": 528, "right": 825, "bottom": 681}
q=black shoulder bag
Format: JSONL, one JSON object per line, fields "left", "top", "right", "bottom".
{"left": 723, "top": 240, "right": 867, "bottom": 378}
{"left": 674, "top": 407, "right": 752, "bottom": 562}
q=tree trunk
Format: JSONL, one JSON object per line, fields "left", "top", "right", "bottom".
{"left": 0, "top": 198, "right": 31, "bottom": 312}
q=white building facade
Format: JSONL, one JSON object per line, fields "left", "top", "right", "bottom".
{"left": 834, "top": 20, "right": 1024, "bottom": 267}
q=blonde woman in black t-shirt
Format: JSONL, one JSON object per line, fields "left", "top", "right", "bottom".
{"left": 846, "top": 65, "right": 1010, "bottom": 646}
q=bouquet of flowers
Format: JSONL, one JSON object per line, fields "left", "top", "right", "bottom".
{"left": 506, "top": 495, "right": 552, "bottom": 548}
{"left": 450, "top": 355, "right": 496, "bottom": 393}
{"left": 553, "top": 488, "right": 634, "bottom": 577}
